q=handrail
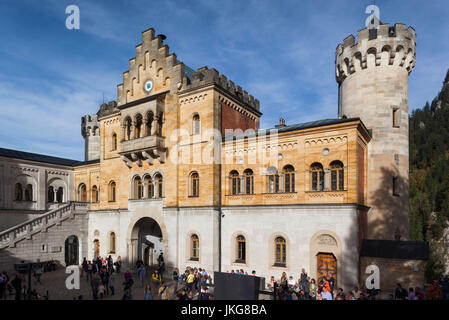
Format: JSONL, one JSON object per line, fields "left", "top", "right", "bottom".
{"left": 0, "top": 201, "right": 89, "bottom": 249}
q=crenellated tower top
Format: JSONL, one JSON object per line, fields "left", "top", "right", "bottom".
{"left": 335, "top": 23, "right": 416, "bottom": 84}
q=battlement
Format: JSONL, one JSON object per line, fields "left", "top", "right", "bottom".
{"left": 335, "top": 23, "right": 416, "bottom": 83}
{"left": 81, "top": 114, "right": 100, "bottom": 138}
{"left": 180, "top": 66, "right": 260, "bottom": 112}
{"left": 98, "top": 100, "right": 119, "bottom": 118}
{"left": 116, "top": 27, "right": 185, "bottom": 105}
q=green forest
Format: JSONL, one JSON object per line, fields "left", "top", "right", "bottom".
{"left": 409, "top": 69, "right": 449, "bottom": 281}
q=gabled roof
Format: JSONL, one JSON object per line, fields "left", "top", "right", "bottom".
{"left": 0, "top": 147, "right": 98, "bottom": 167}
{"left": 360, "top": 239, "right": 429, "bottom": 260}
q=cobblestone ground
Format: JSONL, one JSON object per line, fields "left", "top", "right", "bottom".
{"left": 3, "top": 266, "right": 197, "bottom": 300}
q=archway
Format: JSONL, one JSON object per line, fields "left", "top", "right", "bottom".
{"left": 65, "top": 235, "right": 79, "bottom": 266}
{"left": 316, "top": 252, "right": 337, "bottom": 286}
{"left": 93, "top": 239, "right": 100, "bottom": 258}
{"left": 129, "top": 217, "right": 164, "bottom": 268}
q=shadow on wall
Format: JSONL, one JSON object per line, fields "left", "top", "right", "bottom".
{"left": 369, "top": 167, "right": 409, "bottom": 240}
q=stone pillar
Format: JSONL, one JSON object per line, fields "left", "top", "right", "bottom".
{"left": 53, "top": 189, "right": 57, "bottom": 203}
{"left": 122, "top": 125, "right": 126, "bottom": 141}
{"left": 324, "top": 169, "right": 330, "bottom": 191}
{"left": 151, "top": 117, "right": 159, "bottom": 136}
{"left": 131, "top": 121, "right": 136, "bottom": 139}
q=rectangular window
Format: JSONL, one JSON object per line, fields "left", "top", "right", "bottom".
{"left": 331, "top": 171, "right": 337, "bottom": 191}
{"left": 393, "top": 177, "right": 399, "bottom": 196}
{"left": 312, "top": 172, "right": 317, "bottom": 191}
{"left": 393, "top": 109, "right": 400, "bottom": 127}
{"left": 268, "top": 175, "right": 279, "bottom": 193}
{"left": 339, "top": 170, "right": 344, "bottom": 191}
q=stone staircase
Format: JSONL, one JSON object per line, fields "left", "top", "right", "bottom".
{"left": 0, "top": 202, "right": 88, "bottom": 250}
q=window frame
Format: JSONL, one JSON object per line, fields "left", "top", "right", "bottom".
{"left": 190, "top": 234, "right": 199, "bottom": 261}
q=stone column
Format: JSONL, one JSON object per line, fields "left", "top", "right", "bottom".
{"left": 53, "top": 188, "right": 57, "bottom": 203}
{"left": 324, "top": 169, "right": 330, "bottom": 191}
{"left": 122, "top": 125, "right": 126, "bottom": 141}
{"left": 131, "top": 121, "right": 136, "bottom": 139}
{"left": 151, "top": 117, "right": 159, "bottom": 136}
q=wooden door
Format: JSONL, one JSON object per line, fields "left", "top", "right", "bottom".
{"left": 317, "top": 253, "right": 337, "bottom": 285}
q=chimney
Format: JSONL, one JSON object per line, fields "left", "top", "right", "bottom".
{"left": 275, "top": 118, "right": 286, "bottom": 128}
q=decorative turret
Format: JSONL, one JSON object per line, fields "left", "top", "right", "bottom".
{"left": 335, "top": 23, "right": 416, "bottom": 240}
{"left": 81, "top": 114, "right": 100, "bottom": 161}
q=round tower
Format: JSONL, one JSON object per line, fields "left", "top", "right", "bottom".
{"left": 81, "top": 114, "right": 100, "bottom": 161}
{"left": 335, "top": 24, "right": 416, "bottom": 240}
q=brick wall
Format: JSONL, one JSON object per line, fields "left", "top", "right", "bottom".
{"left": 221, "top": 101, "right": 256, "bottom": 136}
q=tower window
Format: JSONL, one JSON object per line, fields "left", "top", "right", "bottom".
{"left": 393, "top": 177, "right": 399, "bottom": 196}
{"left": 393, "top": 109, "right": 400, "bottom": 127}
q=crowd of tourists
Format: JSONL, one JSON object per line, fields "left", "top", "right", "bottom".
{"left": 264, "top": 268, "right": 449, "bottom": 300}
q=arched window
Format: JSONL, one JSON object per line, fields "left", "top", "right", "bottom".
{"left": 135, "top": 114, "right": 143, "bottom": 139}
{"left": 78, "top": 184, "right": 87, "bottom": 202}
{"left": 243, "top": 169, "right": 254, "bottom": 194}
{"left": 155, "top": 174, "right": 163, "bottom": 198}
{"left": 190, "top": 172, "right": 199, "bottom": 197}
{"left": 157, "top": 115, "right": 163, "bottom": 136}
{"left": 145, "top": 112, "right": 153, "bottom": 136}
{"left": 230, "top": 171, "right": 240, "bottom": 195}
{"left": 57, "top": 187, "right": 64, "bottom": 203}
{"left": 193, "top": 114, "right": 200, "bottom": 135}
{"left": 15, "top": 183, "right": 23, "bottom": 201}
{"left": 267, "top": 167, "right": 279, "bottom": 193}
{"left": 311, "top": 163, "right": 324, "bottom": 192}
{"left": 135, "top": 177, "right": 143, "bottom": 200}
{"left": 275, "top": 236, "right": 286, "bottom": 266}
{"left": 330, "top": 161, "right": 344, "bottom": 191}
{"left": 283, "top": 165, "right": 295, "bottom": 193}
{"left": 108, "top": 181, "right": 116, "bottom": 202}
{"left": 236, "top": 235, "right": 246, "bottom": 263}
{"left": 24, "top": 184, "right": 33, "bottom": 201}
{"left": 110, "top": 232, "right": 116, "bottom": 254}
{"left": 190, "top": 234, "right": 199, "bottom": 261}
{"left": 48, "top": 186, "right": 55, "bottom": 203}
{"left": 145, "top": 176, "right": 154, "bottom": 199}
{"left": 91, "top": 185, "right": 99, "bottom": 203}
{"left": 112, "top": 133, "right": 117, "bottom": 151}
{"left": 125, "top": 117, "right": 132, "bottom": 140}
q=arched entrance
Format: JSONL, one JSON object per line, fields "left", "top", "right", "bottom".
{"left": 65, "top": 235, "right": 79, "bottom": 266}
{"left": 129, "top": 217, "right": 163, "bottom": 268}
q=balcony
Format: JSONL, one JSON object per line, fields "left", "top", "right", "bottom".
{"left": 119, "top": 135, "right": 166, "bottom": 167}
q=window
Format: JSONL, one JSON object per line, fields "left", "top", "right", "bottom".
{"left": 145, "top": 112, "right": 153, "bottom": 136}
{"left": 109, "top": 181, "right": 116, "bottom": 202}
{"left": 330, "top": 161, "right": 344, "bottom": 191}
{"left": 125, "top": 118, "right": 132, "bottom": 140}
{"left": 135, "top": 177, "right": 143, "bottom": 200}
{"left": 193, "top": 114, "right": 200, "bottom": 135}
{"left": 275, "top": 236, "right": 286, "bottom": 266}
{"left": 78, "top": 184, "right": 87, "bottom": 202}
{"left": 268, "top": 173, "right": 279, "bottom": 193}
{"left": 57, "top": 187, "right": 64, "bottom": 203}
{"left": 243, "top": 169, "right": 254, "bottom": 194}
{"left": 48, "top": 186, "right": 54, "bottom": 203}
{"left": 190, "top": 172, "right": 199, "bottom": 197}
{"left": 25, "top": 184, "right": 33, "bottom": 201}
{"left": 135, "top": 114, "right": 143, "bottom": 139}
{"left": 236, "top": 235, "right": 246, "bottom": 263}
{"left": 112, "top": 133, "right": 117, "bottom": 151}
{"left": 92, "top": 185, "right": 99, "bottom": 203}
{"left": 190, "top": 234, "right": 199, "bottom": 261}
{"left": 15, "top": 183, "right": 23, "bottom": 201}
{"left": 393, "top": 177, "right": 399, "bottom": 196}
{"left": 145, "top": 176, "right": 154, "bottom": 199}
{"left": 230, "top": 171, "right": 240, "bottom": 195}
{"left": 311, "top": 163, "right": 324, "bottom": 192}
{"left": 110, "top": 232, "right": 116, "bottom": 254}
{"left": 155, "top": 174, "right": 163, "bottom": 198}
{"left": 283, "top": 165, "right": 295, "bottom": 193}
{"left": 393, "top": 109, "right": 400, "bottom": 127}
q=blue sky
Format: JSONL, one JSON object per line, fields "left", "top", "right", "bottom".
{"left": 0, "top": 0, "right": 448, "bottom": 160}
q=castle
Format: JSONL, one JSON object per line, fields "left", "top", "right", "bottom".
{"left": 0, "top": 22, "right": 428, "bottom": 291}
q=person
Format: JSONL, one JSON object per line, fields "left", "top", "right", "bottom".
{"left": 442, "top": 275, "right": 449, "bottom": 300}
{"left": 122, "top": 285, "right": 132, "bottom": 300}
{"left": 158, "top": 281, "right": 170, "bottom": 300}
{"left": 176, "top": 288, "right": 189, "bottom": 300}
{"left": 137, "top": 264, "right": 146, "bottom": 288}
{"left": 90, "top": 272, "right": 100, "bottom": 300}
{"left": 428, "top": 280, "right": 442, "bottom": 300}
{"left": 11, "top": 274, "right": 22, "bottom": 301}
{"left": 279, "top": 272, "right": 288, "bottom": 298}
{"left": 124, "top": 269, "right": 133, "bottom": 285}
{"left": 186, "top": 270, "right": 195, "bottom": 294}
{"left": 173, "top": 267, "right": 179, "bottom": 294}
{"left": 353, "top": 286, "right": 360, "bottom": 300}
{"left": 109, "top": 271, "right": 115, "bottom": 296}
{"left": 252, "top": 270, "right": 256, "bottom": 276}
{"left": 157, "top": 252, "right": 164, "bottom": 266}
{"left": 98, "top": 282, "right": 105, "bottom": 300}
{"left": 319, "top": 277, "right": 330, "bottom": 295}
{"left": 100, "top": 268, "right": 110, "bottom": 295}
{"left": 394, "top": 283, "right": 407, "bottom": 300}
{"left": 299, "top": 269, "right": 309, "bottom": 296}
{"left": 328, "top": 274, "right": 335, "bottom": 298}
{"left": 115, "top": 256, "right": 122, "bottom": 273}
{"left": 0, "top": 273, "right": 6, "bottom": 300}
{"left": 152, "top": 269, "right": 162, "bottom": 295}
{"left": 415, "top": 287, "right": 424, "bottom": 300}
{"left": 309, "top": 278, "right": 317, "bottom": 300}
{"left": 316, "top": 292, "right": 322, "bottom": 300}
{"left": 144, "top": 284, "right": 153, "bottom": 300}
{"left": 201, "top": 287, "right": 211, "bottom": 300}
{"left": 33, "top": 259, "right": 43, "bottom": 284}
{"left": 81, "top": 258, "right": 88, "bottom": 278}
{"left": 346, "top": 291, "right": 356, "bottom": 300}
{"left": 87, "top": 261, "right": 93, "bottom": 281}
{"left": 321, "top": 285, "right": 333, "bottom": 300}
{"left": 408, "top": 287, "right": 418, "bottom": 300}
{"left": 267, "top": 276, "right": 278, "bottom": 300}
{"left": 336, "top": 288, "right": 345, "bottom": 299}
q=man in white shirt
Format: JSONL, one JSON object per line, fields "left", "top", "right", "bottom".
{"left": 321, "top": 286, "right": 333, "bottom": 300}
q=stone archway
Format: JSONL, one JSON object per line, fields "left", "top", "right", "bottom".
{"left": 65, "top": 235, "right": 79, "bottom": 266}
{"left": 127, "top": 214, "right": 168, "bottom": 269}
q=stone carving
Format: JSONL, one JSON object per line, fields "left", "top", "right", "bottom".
{"left": 317, "top": 234, "right": 337, "bottom": 247}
